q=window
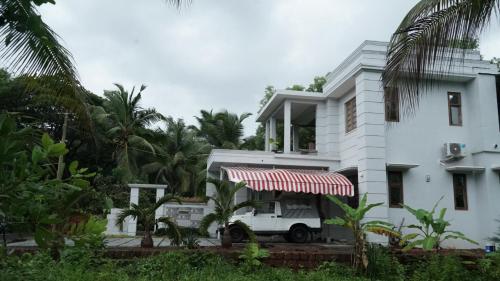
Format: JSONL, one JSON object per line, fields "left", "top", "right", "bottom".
{"left": 385, "top": 87, "right": 399, "bottom": 122}
{"left": 448, "top": 92, "right": 462, "bottom": 126}
{"left": 496, "top": 76, "right": 500, "bottom": 131}
{"left": 345, "top": 97, "right": 357, "bottom": 133}
{"left": 453, "top": 174, "right": 468, "bottom": 210}
{"left": 388, "top": 171, "right": 404, "bottom": 208}
{"left": 255, "top": 202, "right": 275, "bottom": 214}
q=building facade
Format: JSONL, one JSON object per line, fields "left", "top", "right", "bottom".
{"left": 206, "top": 41, "right": 500, "bottom": 248}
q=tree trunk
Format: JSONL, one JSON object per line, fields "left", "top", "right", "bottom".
{"left": 141, "top": 229, "right": 154, "bottom": 248}
{"left": 56, "top": 112, "right": 69, "bottom": 180}
{"left": 221, "top": 223, "right": 232, "bottom": 248}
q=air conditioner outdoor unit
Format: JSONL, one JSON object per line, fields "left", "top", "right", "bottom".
{"left": 443, "top": 143, "right": 467, "bottom": 159}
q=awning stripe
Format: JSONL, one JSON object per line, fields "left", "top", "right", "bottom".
{"left": 222, "top": 167, "right": 354, "bottom": 196}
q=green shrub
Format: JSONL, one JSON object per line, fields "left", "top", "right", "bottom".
{"left": 478, "top": 252, "right": 500, "bottom": 281}
{"left": 408, "top": 255, "right": 474, "bottom": 281}
{"left": 238, "top": 242, "right": 269, "bottom": 270}
{"left": 365, "top": 244, "right": 404, "bottom": 281}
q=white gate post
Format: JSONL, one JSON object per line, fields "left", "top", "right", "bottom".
{"left": 155, "top": 187, "right": 166, "bottom": 230}
{"left": 127, "top": 187, "right": 140, "bottom": 236}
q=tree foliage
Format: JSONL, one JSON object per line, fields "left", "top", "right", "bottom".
{"left": 325, "top": 194, "right": 399, "bottom": 271}
{"left": 116, "top": 194, "right": 182, "bottom": 248}
{"left": 193, "top": 109, "right": 251, "bottom": 149}
{"left": 400, "top": 197, "right": 478, "bottom": 251}
{"left": 91, "top": 84, "right": 165, "bottom": 183}
{"left": 383, "top": 0, "right": 499, "bottom": 116}
{"left": 199, "top": 178, "right": 258, "bottom": 247}
{"left": 143, "top": 118, "right": 210, "bottom": 195}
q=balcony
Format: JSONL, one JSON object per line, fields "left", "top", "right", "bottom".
{"left": 257, "top": 90, "right": 324, "bottom": 155}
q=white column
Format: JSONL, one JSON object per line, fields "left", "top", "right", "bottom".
{"left": 284, "top": 100, "right": 292, "bottom": 153}
{"left": 269, "top": 117, "right": 276, "bottom": 140}
{"left": 355, "top": 71, "right": 388, "bottom": 244}
{"left": 292, "top": 125, "right": 300, "bottom": 151}
{"left": 206, "top": 171, "right": 218, "bottom": 237}
{"left": 155, "top": 188, "right": 165, "bottom": 229}
{"left": 127, "top": 187, "right": 139, "bottom": 236}
{"left": 269, "top": 116, "right": 277, "bottom": 151}
{"left": 265, "top": 120, "right": 270, "bottom": 151}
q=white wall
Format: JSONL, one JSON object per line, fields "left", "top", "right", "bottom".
{"left": 385, "top": 78, "right": 500, "bottom": 248}
{"left": 337, "top": 88, "right": 360, "bottom": 169}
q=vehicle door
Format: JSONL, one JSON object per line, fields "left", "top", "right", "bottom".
{"left": 251, "top": 201, "right": 278, "bottom": 232}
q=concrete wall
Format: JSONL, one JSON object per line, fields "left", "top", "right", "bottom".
{"left": 385, "top": 77, "right": 500, "bottom": 248}
{"left": 338, "top": 88, "right": 360, "bottom": 169}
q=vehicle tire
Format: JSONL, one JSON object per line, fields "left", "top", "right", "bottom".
{"left": 229, "top": 225, "right": 245, "bottom": 243}
{"left": 289, "top": 225, "right": 309, "bottom": 243}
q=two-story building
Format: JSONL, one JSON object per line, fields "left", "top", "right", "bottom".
{"left": 205, "top": 40, "right": 500, "bottom": 248}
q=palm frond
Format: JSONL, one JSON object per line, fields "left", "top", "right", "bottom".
{"left": 382, "top": 0, "right": 499, "bottom": 116}
{"left": 199, "top": 213, "right": 218, "bottom": 236}
{"left": 232, "top": 220, "right": 256, "bottom": 243}
{"left": 116, "top": 208, "right": 140, "bottom": 226}
{"left": 0, "top": 0, "right": 78, "bottom": 80}
{"left": 153, "top": 194, "right": 182, "bottom": 210}
{"left": 157, "top": 216, "right": 182, "bottom": 246}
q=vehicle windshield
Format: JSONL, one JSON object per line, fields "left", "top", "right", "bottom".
{"left": 255, "top": 202, "right": 275, "bottom": 214}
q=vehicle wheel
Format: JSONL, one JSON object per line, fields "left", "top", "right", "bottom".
{"left": 229, "top": 225, "right": 245, "bottom": 243}
{"left": 289, "top": 225, "right": 309, "bottom": 243}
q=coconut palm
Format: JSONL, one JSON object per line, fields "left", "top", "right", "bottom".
{"left": 0, "top": 0, "right": 185, "bottom": 79}
{"left": 193, "top": 109, "right": 252, "bottom": 149}
{"left": 92, "top": 84, "right": 164, "bottom": 182}
{"left": 143, "top": 117, "right": 210, "bottom": 195}
{"left": 0, "top": 0, "right": 77, "bottom": 81}
{"left": 199, "top": 178, "right": 258, "bottom": 248}
{"left": 382, "top": 0, "right": 500, "bottom": 115}
{"left": 117, "top": 194, "right": 182, "bottom": 248}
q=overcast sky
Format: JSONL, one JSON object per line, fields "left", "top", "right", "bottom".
{"left": 39, "top": 0, "right": 500, "bottom": 135}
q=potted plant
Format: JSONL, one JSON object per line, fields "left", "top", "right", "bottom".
{"left": 269, "top": 138, "right": 280, "bottom": 153}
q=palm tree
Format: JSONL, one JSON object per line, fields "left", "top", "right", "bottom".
{"left": 382, "top": 0, "right": 499, "bottom": 115}
{"left": 142, "top": 118, "right": 210, "bottom": 195}
{"left": 117, "top": 194, "right": 182, "bottom": 248}
{"left": 0, "top": 0, "right": 185, "bottom": 79}
{"left": 0, "top": 0, "right": 78, "bottom": 82}
{"left": 199, "top": 178, "right": 258, "bottom": 248}
{"left": 92, "top": 84, "right": 164, "bottom": 182}
{"left": 193, "top": 109, "right": 252, "bottom": 149}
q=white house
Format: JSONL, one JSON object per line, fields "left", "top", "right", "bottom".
{"left": 205, "top": 40, "right": 500, "bottom": 248}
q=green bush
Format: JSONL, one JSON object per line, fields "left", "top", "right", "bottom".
{"left": 478, "top": 252, "right": 500, "bottom": 281}
{"left": 365, "top": 244, "right": 404, "bottom": 281}
{"left": 408, "top": 255, "right": 474, "bottom": 281}
{"left": 2, "top": 250, "right": 497, "bottom": 281}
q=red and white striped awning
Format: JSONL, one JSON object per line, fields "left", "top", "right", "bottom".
{"left": 222, "top": 167, "right": 354, "bottom": 196}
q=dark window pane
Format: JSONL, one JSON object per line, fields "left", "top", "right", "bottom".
{"left": 448, "top": 93, "right": 460, "bottom": 105}
{"left": 388, "top": 171, "right": 403, "bottom": 208}
{"left": 385, "top": 87, "right": 399, "bottom": 122}
{"left": 453, "top": 174, "right": 468, "bottom": 210}
{"left": 448, "top": 92, "right": 462, "bottom": 126}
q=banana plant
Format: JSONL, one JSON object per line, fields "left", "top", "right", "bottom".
{"left": 325, "top": 194, "right": 399, "bottom": 271}
{"left": 400, "top": 197, "right": 478, "bottom": 251}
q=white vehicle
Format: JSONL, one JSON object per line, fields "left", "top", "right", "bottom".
{"left": 226, "top": 199, "right": 321, "bottom": 243}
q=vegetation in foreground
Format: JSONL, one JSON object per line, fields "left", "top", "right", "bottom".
{"left": 1, "top": 249, "right": 500, "bottom": 281}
